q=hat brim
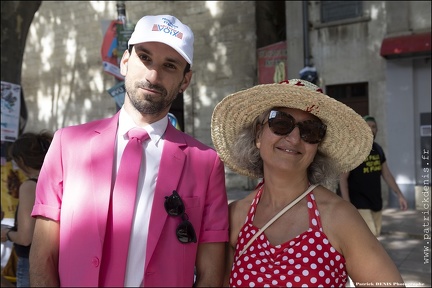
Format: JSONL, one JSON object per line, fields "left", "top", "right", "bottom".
{"left": 211, "top": 83, "right": 373, "bottom": 178}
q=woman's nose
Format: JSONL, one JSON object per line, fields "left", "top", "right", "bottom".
{"left": 284, "top": 125, "right": 301, "bottom": 143}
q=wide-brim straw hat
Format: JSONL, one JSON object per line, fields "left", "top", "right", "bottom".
{"left": 211, "top": 79, "right": 373, "bottom": 178}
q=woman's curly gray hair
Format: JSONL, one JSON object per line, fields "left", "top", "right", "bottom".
{"left": 230, "top": 109, "right": 339, "bottom": 190}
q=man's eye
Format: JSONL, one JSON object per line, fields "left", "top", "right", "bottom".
{"left": 138, "top": 54, "right": 150, "bottom": 61}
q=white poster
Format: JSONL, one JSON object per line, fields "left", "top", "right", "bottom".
{"left": 1, "top": 81, "right": 21, "bottom": 142}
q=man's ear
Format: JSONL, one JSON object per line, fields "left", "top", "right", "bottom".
{"left": 120, "top": 49, "right": 130, "bottom": 76}
{"left": 180, "top": 70, "right": 192, "bottom": 92}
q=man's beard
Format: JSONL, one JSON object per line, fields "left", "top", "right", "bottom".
{"left": 126, "top": 81, "right": 179, "bottom": 115}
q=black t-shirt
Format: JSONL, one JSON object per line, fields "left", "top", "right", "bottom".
{"left": 12, "top": 178, "right": 37, "bottom": 258}
{"left": 347, "top": 142, "right": 386, "bottom": 211}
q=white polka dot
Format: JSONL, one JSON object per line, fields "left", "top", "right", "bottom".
{"left": 311, "top": 218, "right": 318, "bottom": 226}
{"left": 316, "top": 244, "right": 322, "bottom": 250}
{"left": 236, "top": 279, "right": 242, "bottom": 285}
{"left": 265, "top": 274, "right": 271, "bottom": 279}
{"left": 288, "top": 248, "right": 294, "bottom": 254}
{"left": 302, "top": 245, "right": 308, "bottom": 251}
{"left": 243, "top": 274, "right": 249, "bottom": 280}
{"left": 286, "top": 282, "right": 293, "bottom": 287}
{"left": 311, "top": 277, "right": 317, "bottom": 284}
{"left": 324, "top": 252, "right": 329, "bottom": 258}
{"left": 296, "top": 252, "right": 302, "bottom": 258}
{"left": 310, "top": 250, "right": 316, "bottom": 257}
{"left": 302, "top": 270, "right": 309, "bottom": 276}
{"left": 251, "top": 271, "right": 257, "bottom": 275}
{"left": 294, "top": 276, "right": 301, "bottom": 282}
{"left": 288, "top": 258, "right": 294, "bottom": 265}
{"left": 260, "top": 267, "right": 266, "bottom": 272}
{"left": 288, "top": 270, "right": 294, "bottom": 275}
{"left": 323, "top": 238, "right": 329, "bottom": 245}
{"left": 311, "top": 263, "right": 317, "bottom": 269}
{"left": 257, "top": 277, "right": 263, "bottom": 283}
{"left": 272, "top": 280, "right": 278, "bottom": 285}
{"left": 249, "top": 282, "right": 255, "bottom": 287}
{"left": 247, "top": 263, "right": 252, "bottom": 269}
{"left": 319, "top": 270, "right": 325, "bottom": 277}
{"left": 303, "top": 257, "right": 309, "bottom": 263}
{"left": 274, "top": 269, "right": 280, "bottom": 274}
{"left": 307, "top": 202, "right": 313, "bottom": 208}
{"left": 318, "top": 257, "right": 323, "bottom": 263}
{"left": 255, "top": 259, "right": 261, "bottom": 265}
{"left": 295, "top": 264, "right": 301, "bottom": 269}
{"left": 280, "top": 275, "right": 286, "bottom": 280}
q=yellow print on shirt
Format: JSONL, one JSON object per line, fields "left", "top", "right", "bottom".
{"left": 362, "top": 153, "right": 382, "bottom": 174}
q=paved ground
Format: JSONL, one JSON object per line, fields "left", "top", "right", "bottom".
{"left": 227, "top": 189, "right": 431, "bottom": 287}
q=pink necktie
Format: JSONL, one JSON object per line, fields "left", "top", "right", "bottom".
{"left": 100, "top": 128, "right": 149, "bottom": 286}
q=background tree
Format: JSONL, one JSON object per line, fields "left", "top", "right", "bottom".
{"left": 1, "top": 1, "right": 41, "bottom": 135}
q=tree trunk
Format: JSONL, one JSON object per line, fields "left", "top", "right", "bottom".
{"left": 1, "top": 1, "right": 41, "bottom": 84}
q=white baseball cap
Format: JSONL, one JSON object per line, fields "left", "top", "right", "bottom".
{"left": 128, "top": 15, "right": 194, "bottom": 66}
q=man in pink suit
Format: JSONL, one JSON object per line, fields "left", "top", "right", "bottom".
{"left": 29, "top": 15, "right": 229, "bottom": 287}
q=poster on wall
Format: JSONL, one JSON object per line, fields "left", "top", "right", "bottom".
{"left": 257, "top": 41, "right": 287, "bottom": 84}
{"left": 1, "top": 81, "right": 21, "bottom": 142}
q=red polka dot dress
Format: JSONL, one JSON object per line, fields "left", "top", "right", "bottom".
{"left": 229, "top": 186, "right": 347, "bottom": 287}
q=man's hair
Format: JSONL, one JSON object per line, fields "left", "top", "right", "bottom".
{"left": 128, "top": 45, "right": 191, "bottom": 74}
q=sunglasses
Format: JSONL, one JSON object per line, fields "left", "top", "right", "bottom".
{"left": 262, "top": 110, "right": 327, "bottom": 144}
{"left": 164, "top": 190, "right": 197, "bottom": 244}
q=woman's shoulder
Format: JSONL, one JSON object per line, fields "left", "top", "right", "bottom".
{"left": 313, "top": 185, "right": 360, "bottom": 218}
{"left": 313, "top": 185, "right": 373, "bottom": 247}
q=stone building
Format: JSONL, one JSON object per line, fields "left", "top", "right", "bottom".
{"left": 20, "top": 1, "right": 430, "bottom": 208}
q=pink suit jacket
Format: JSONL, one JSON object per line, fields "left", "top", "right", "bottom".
{"left": 32, "top": 111, "right": 229, "bottom": 287}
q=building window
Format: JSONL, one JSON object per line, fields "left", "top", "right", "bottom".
{"left": 321, "top": 1, "right": 363, "bottom": 23}
{"left": 326, "top": 82, "right": 368, "bottom": 116}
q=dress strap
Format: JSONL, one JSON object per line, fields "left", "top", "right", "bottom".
{"left": 240, "top": 184, "right": 318, "bottom": 256}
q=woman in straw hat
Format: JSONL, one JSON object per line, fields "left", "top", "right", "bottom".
{"left": 211, "top": 79, "right": 404, "bottom": 287}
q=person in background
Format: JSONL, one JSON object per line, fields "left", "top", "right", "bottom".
{"left": 1, "top": 131, "right": 53, "bottom": 287}
{"left": 339, "top": 115, "right": 408, "bottom": 237}
{"left": 211, "top": 79, "right": 404, "bottom": 287}
{"left": 29, "top": 14, "right": 228, "bottom": 287}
